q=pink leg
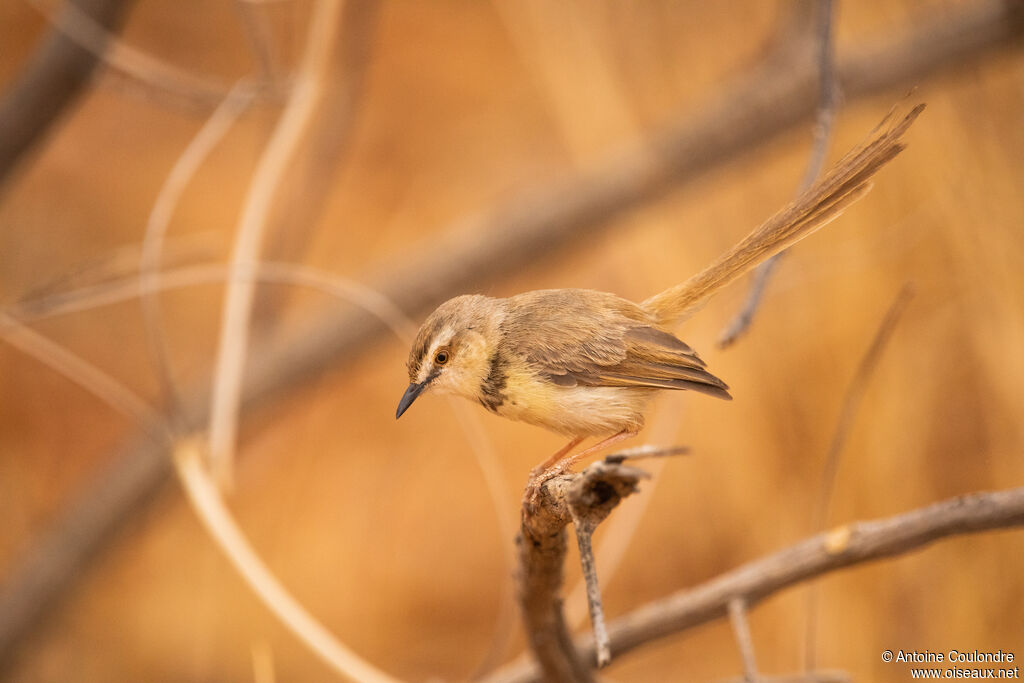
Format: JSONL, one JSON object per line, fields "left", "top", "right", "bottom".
{"left": 529, "top": 436, "right": 584, "bottom": 479}
{"left": 548, "top": 429, "right": 636, "bottom": 475}
{"left": 524, "top": 430, "right": 638, "bottom": 507}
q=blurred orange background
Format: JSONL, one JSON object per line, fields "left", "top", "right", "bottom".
{"left": 1, "top": 1, "right": 1022, "bottom": 681}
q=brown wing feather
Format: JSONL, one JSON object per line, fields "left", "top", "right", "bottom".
{"left": 503, "top": 289, "right": 730, "bottom": 400}
{"left": 570, "top": 328, "right": 731, "bottom": 400}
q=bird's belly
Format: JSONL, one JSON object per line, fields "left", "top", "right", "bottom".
{"left": 493, "top": 380, "right": 654, "bottom": 437}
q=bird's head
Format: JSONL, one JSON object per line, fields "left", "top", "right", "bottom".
{"left": 396, "top": 294, "right": 503, "bottom": 418}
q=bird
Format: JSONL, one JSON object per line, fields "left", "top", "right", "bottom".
{"left": 396, "top": 105, "right": 922, "bottom": 483}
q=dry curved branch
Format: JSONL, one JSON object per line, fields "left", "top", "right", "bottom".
{"left": 139, "top": 81, "right": 256, "bottom": 420}
{"left": 0, "top": 0, "right": 134, "bottom": 189}
{"left": 253, "top": 0, "right": 382, "bottom": 323}
{"left": 173, "top": 442, "right": 402, "bottom": 683}
{"left": 207, "top": 0, "right": 343, "bottom": 488}
{"left": 718, "top": 0, "right": 839, "bottom": 348}
{"left": 486, "top": 487, "right": 1024, "bottom": 683}
{"left": 0, "top": 319, "right": 402, "bottom": 682}
{"left": 26, "top": 0, "right": 237, "bottom": 110}
{"left": 727, "top": 597, "right": 759, "bottom": 683}
{"left": 518, "top": 460, "right": 651, "bottom": 681}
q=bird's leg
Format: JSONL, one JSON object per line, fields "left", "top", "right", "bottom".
{"left": 548, "top": 429, "right": 637, "bottom": 476}
{"left": 528, "top": 436, "right": 584, "bottom": 481}
{"left": 523, "top": 430, "right": 637, "bottom": 507}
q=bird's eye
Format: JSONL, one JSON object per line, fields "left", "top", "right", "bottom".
{"left": 434, "top": 349, "right": 450, "bottom": 365}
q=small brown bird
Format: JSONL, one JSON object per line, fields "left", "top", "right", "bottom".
{"left": 397, "top": 106, "right": 922, "bottom": 478}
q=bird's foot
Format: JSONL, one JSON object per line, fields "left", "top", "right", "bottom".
{"left": 522, "top": 430, "right": 638, "bottom": 511}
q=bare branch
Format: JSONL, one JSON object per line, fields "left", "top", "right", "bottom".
{"left": 486, "top": 487, "right": 1024, "bottom": 682}
{"left": 25, "top": 0, "right": 237, "bottom": 110}
{"left": 606, "top": 488, "right": 1024, "bottom": 658}
{"left": 813, "top": 284, "right": 914, "bottom": 529}
{"left": 207, "top": 0, "right": 343, "bottom": 488}
{"left": 0, "top": 315, "right": 402, "bottom": 683}
{"left": 8, "top": 261, "right": 419, "bottom": 341}
{"left": 253, "top": 0, "right": 382, "bottom": 323}
{"left": 233, "top": 0, "right": 281, "bottom": 86}
{"left": 603, "top": 445, "right": 689, "bottom": 464}
{"left": 643, "top": 104, "right": 922, "bottom": 326}
{"left": 719, "top": 0, "right": 838, "bottom": 348}
{"left": 139, "top": 82, "right": 255, "bottom": 421}
{"left": 803, "top": 283, "right": 913, "bottom": 671}
{"left": 173, "top": 441, "right": 401, "bottom": 683}
{"left": 0, "top": 0, "right": 134, "bottom": 190}
{"left": 518, "top": 461, "right": 650, "bottom": 681}
{"left": 0, "top": 313, "right": 166, "bottom": 440}
{"left": 728, "top": 598, "right": 759, "bottom": 683}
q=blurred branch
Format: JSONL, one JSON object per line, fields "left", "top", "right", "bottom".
{"left": 727, "top": 598, "right": 759, "bottom": 683}
{"left": 173, "top": 441, "right": 401, "bottom": 683}
{"left": 0, "top": 317, "right": 401, "bottom": 682}
{"left": 0, "top": 313, "right": 166, "bottom": 439}
{"left": 140, "top": 81, "right": 256, "bottom": 421}
{"left": 487, "top": 486, "right": 1024, "bottom": 683}
{"left": 2, "top": 0, "right": 1021, "bottom": 664}
{"left": 803, "top": 283, "right": 913, "bottom": 671}
{"left": 812, "top": 285, "right": 914, "bottom": 529}
{"left": 518, "top": 459, "right": 650, "bottom": 681}
{"left": 718, "top": 0, "right": 839, "bottom": 349}
{"left": 254, "top": 0, "right": 382, "bottom": 322}
{"left": 233, "top": 0, "right": 282, "bottom": 87}
{"left": 208, "top": 0, "right": 343, "bottom": 488}
{"left": 0, "top": 0, "right": 135, "bottom": 191}
{"left": 25, "top": 0, "right": 238, "bottom": 111}
{"left": 0, "top": 262, "right": 417, "bottom": 671}
{"left": 8, "top": 262, "right": 419, "bottom": 339}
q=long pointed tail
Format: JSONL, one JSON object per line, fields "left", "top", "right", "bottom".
{"left": 642, "top": 104, "right": 924, "bottom": 327}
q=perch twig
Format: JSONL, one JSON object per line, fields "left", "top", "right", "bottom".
{"left": 718, "top": 0, "right": 839, "bottom": 348}
{"left": 486, "top": 487, "right": 1024, "bottom": 682}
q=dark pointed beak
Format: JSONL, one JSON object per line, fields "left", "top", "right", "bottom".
{"left": 396, "top": 381, "right": 427, "bottom": 419}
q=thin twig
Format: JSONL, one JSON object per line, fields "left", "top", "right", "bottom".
{"left": 803, "top": 283, "right": 914, "bottom": 672}
{"left": 0, "top": 313, "right": 168, "bottom": 441}
{"left": 9, "top": 261, "right": 419, "bottom": 341}
{"left": 569, "top": 511, "right": 610, "bottom": 669}
{"left": 1, "top": 265, "right": 518, "bottom": 681}
{"left": 0, "top": 318, "right": 173, "bottom": 669}
{"left": 139, "top": 81, "right": 255, "bottom": 421}
{"left": 208, "top": 0, "right": 343, "bottom": 488}
{"left": 718, "top": 0, "right": 839, "bottom": 348}
{"left": 450, "top": 400, "right": 522, "bottom": 679}
{"left": 0, "top": 0, "right": 133, "bottom": 189}
{"left": 253, "top": 0, "right": 381, "bottom": 323}
{"left": 811, "top": 284, "right": 914, "bottom": 529}
{"left": 485, "top": 487, "right": 1024, "bottom": 682}
{"left": 728, "top": 598, "right": 759, "bottom": 683}
{"left": 643, "top": 104, "right": 922, "bottom": 326}
{"left": 173, "top": 441, "right": 401, "bottom": 683}
{"left": 518, "top": 461, "right": 650, "bottom": 680}
{"left": 233, "top": 0, "right": 281, "bottom": 87}
{"left": 603, "top": 444, "right": 689, "bottom": 464}
{"left": 25, "top": 0, "right": 239, "bottom": 110}
{"left": 560, "top": 399, "right": 693, "bottom": 645}
{"left": 0, "top": 318, "right": 401, "bottom": 682}
{"left": 250, "top": 640, "right": 277, "bottom": 683}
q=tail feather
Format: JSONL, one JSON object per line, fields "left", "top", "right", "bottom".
{"left": 642, "top": 104, "right": 924, "bottom": 327}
